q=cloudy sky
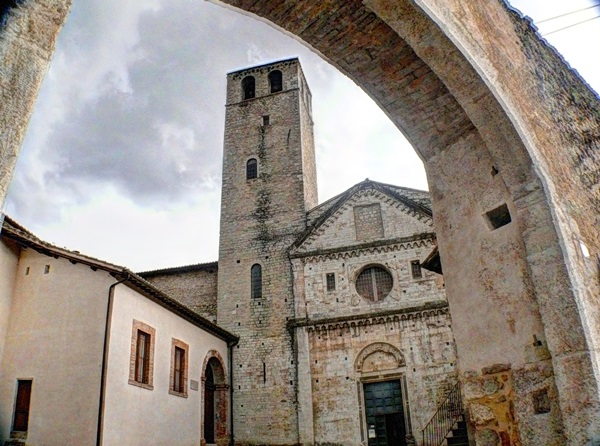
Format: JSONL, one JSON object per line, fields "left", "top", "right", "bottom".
{"left": 4, "top": 0, "right": 600, "bottom": 271}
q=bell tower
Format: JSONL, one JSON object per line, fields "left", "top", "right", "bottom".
{"left": 217, "top": 58, "right": 317, "bottom": 444}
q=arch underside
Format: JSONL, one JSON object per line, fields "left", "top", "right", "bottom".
{"left": 215, "top": 0, "right": 600, "bottom": 444}
{"left": 1, "top": 0, "right": 599, "bottom": 445}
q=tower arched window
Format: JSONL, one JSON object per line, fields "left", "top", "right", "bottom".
{"left": 251, "top": 264, "right": 262, "bottom": 299}
{"left": 268, "top": 70, "right": 283, "bottom": 93}
{"left": 246, "top": 158, "right": 258, "bottom": 180}
{"left": 242, "top": 76, "right": 255, "bottom": 100}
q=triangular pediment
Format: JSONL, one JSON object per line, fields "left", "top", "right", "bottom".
{"left": 292, "top": 181, "right": 434, "bottom": 255}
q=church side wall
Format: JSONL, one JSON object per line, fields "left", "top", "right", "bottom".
{"left": 103, "top": 284, "right": 229, "bottom": 446}
{"left": 0, "top": 250, "right": 114, "bottom": 445}
{"left": 143, "top": 268, "right": 218, "bottom": 322}
{"left": 0, "top": 239, "right": 19, "bottom": 371}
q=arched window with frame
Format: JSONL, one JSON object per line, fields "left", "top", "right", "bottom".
{"left": 242, "top": 75, "right": 255, "bottom": 100}
{"left": 246, "top": 158, "right": 258, "bottom": 180}
{"left": 268, "top": 70, "right": 283, "bottom": 93}
{"left": 251, "top": 264, "right": 262, "bottom": 298}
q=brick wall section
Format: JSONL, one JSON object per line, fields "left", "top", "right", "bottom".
{"left": 141, "top": 264, "right": 218, "bottom": 322}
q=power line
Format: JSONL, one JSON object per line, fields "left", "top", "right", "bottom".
{"left": 537, "top": 3, "right": 600, "bottom": 24}
{"left": 542, "top": 14, "right": 600, "bottom": 36}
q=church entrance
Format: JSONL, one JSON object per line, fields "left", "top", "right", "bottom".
{"left": 364, "top": 380, "right": 407, "bottom": 446}
{"left": 202, "top": 352, "right": 228, "bottom": 446}
{"left": 204, "top": 365, "right": 216, "bottom": 444}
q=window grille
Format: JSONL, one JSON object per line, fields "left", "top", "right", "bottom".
{"left": 247, "top": 158, "right": 258, "bottom": 179}
{"left": 411, "top": 261, "right": 422, "bottom": 279}
{"left": 242, "top": 76, "right": 255, "bottom": 100}
{"left": 268, "top": 70, "right": 283, "bottom": 93}
{"left": 251, "top": 264, "right": 262, "bottom": 298}
{"left": 356, "top": 266, "right": 393, "bottom": 301}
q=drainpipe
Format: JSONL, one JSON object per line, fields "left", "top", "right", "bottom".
{"left": 96, "top": 274, "right": 129, "bottom": 446}
{"left": 228, "top": 338, "right": 238, "bottom": 446}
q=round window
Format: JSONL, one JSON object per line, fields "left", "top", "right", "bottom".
{"left": 355, "top": 266, "right": 393, "bottom": 301}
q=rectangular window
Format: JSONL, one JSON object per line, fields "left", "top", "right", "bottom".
{"left": 174, "top": 347, "right": 185, "bottom": 393}
{"left": 411, "top": 260, "right": 422, "bottom": 279}
{"left": 170, "top": 339, "right": 189, "bottom": 397}
{"left": 326, "top": 273, "right": 336, "bottom": 292}
{"left": 128, "top": 320, "right": 155, "bottom": 390}
{"left": 135, "top": 331, "right": 150, "bottom": 384}
{"left": 12, "top": 380, "right": 32, "bottom": 432}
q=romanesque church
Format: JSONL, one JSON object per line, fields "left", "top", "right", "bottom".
{"left": 0, "top": 58, "right": 460, "bottom": 446}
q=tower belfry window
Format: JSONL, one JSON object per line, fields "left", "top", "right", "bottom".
{"left": 268, "top": 70, "right": 283, "bottom": 93}
{"left": 251, "top": 264, "right": 262, "bottom": 298}
{"left": 242, "top": 76, "right": 255, "bottom": 100}
{"left": 247, "top": 158, "right": 258, "bottom": 180}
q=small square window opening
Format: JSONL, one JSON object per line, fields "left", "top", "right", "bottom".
{"left": 485, "top": 203, "right": 512, "bottom": 229}
{"left": 411, "top": 261, "right": 422, "bottom": 279}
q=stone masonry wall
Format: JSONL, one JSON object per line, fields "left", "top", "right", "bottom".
{"left": 217, "top": 59, "right": 317, "bottom": 445}
{"left": 296, "top": 188, "right": 433, "bottom": 256}
{"left": 141, "top": 265, "right": 218, "bottom": 322}
{"left": 0, "top": 0, "right": 71, "bottom": 208}
{"left": 295, "top": 311, "right": 456, "bottom": 445}
{"left": 292, "top": 186, "right": 455, "bottom": 445}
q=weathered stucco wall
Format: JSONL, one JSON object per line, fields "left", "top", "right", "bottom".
{"left": 103, "top": 283, "right": 229, "bottom": 446}
{"left": 0, "top": 238, "right": 19, "bottom": 370}
{"left": 0, "top": 249, "right": 113, "bottom": 445}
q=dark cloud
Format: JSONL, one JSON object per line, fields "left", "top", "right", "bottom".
{"left": 6, "top": 0, "right": 328, "bottom": 222}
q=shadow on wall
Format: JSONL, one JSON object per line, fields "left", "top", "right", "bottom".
{"left": 0, "top": 1, "right": 24, "bottom": 28}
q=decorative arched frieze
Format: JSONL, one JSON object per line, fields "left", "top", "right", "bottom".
{"left": 296, "top": 236, "right": 436, "bottom": 263}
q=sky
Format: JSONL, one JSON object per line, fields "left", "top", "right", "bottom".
{"left": 3, "top": 0, "right": 600, "bottom": 272}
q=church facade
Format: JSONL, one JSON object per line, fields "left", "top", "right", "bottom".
{"left": 142, "top": 58, "right": 459, "bottom": 446}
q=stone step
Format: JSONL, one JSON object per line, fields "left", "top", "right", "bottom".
{"left": 447, "top": 436, "right": 469, "bottom": 446}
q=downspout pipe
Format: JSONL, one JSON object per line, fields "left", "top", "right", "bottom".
{"left": 228, "top": 338, "right": 238, "bottom": 446}
{"left": 96, "top": 273, "right": 130, "bottom": 446}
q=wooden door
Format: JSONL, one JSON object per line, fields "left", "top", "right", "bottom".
{"left": 13, "top": 380, "right": 32, "bottom": 432}
{"left": 204, "top": 367, "right": 215, "bottom": 443}
{"left": 364, "top": 380, "right": 406, "bottom": 446}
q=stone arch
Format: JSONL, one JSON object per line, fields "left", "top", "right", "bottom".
{"left": 201, "top": 350, "right": 229, "bottom": 446}
{"left": 3, "top": 1, "right": 600, "bottom": 444}
{"left": 241, "top": 75, "right": 255, "bottom": 100}
{"left": 209, "top": 2, "right": 600, "bottom": 443}
{"left": 355, "top": 342, "right": 406, "bottom": 375}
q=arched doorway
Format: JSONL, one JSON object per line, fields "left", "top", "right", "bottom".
{"left": 204, "top": 364, "right": 216, "bottom": 444}
{"left": 355, "top": 343, "right": 412, "bottom": 446}
{"left": 201, "top": 351, "right": 228, "bottom": 446}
